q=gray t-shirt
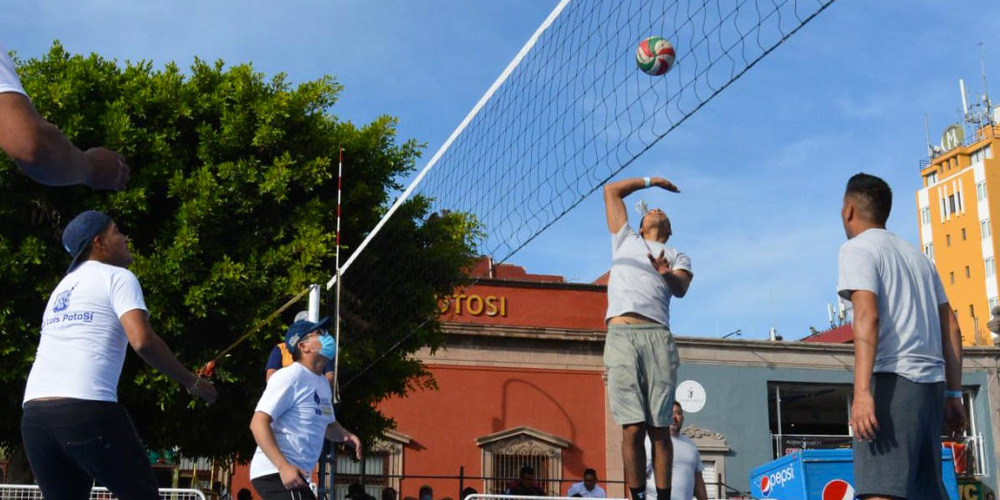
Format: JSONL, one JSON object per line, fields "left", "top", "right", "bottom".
{"left": 645, "top": 434, "right": 704, "bottom": 500}
{"left": 837, "top": 228, "right": 948, "bottom": 383}
{"left": 606, "top": 225, "right": 691, "bottom": 328}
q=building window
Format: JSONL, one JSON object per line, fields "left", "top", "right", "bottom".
{"left": 768, "top": 382, "right": 853, "bottom": 458}
{"left": 950, "top": 272, "right": 955, "bottom": 284}
{"left": 921, "top": 207, "right": 931, "bottom": 225}
{"left": 972, "top": 146, "right": 993, "bottom": 164}
{"left": 983, "top": 220, "right": 992, "bottom": 240}
{"left": 947, "top": 234, "right": 951, "bottom": 247}
{"left": 949, "top": 195, "right": 957, "bottom": 216}
{"left": 957, "top": 190, "right": 964, "bottom": 213}
{"left": 927, "top": 171, "right": 939, "bottom": 185}
{"left": 477, "top": 427, "right": 569, "bottom": 496}
{"left": 989, "top": 297, "right": 999, "bottom": 311}
{"left": 332, "top": 453, "right": 390, "bottom": 500}
{"left": 986, "top": 258, "right": 995, "bottom": 278}
{"left": 966, "top": 266, "right": 971, "bottom": 278}
{"left": 327, "top": 431, "right": 409, "bottom": 500}
{"left": 924, "top": 243, "right": 935, "bottom": 261}
{"left": 962, "top": 228, "right": 967, "bottom": 240}
{"left": 977, "top": 181, "right": 988, "bottom": 201}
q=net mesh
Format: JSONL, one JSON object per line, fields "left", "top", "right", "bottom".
{"left": 333, "top": 0, "right": 839, "bottom": 391}
{"left": 409, "top": 0, "right": 838, "bottom": 263}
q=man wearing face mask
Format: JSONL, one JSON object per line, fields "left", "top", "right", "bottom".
{"left": 249, "top": 318, "right": 362, "bottom": 499}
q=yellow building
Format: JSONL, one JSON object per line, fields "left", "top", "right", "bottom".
{"left": 917, "top": 117, "right": 1000, "bottom": 346}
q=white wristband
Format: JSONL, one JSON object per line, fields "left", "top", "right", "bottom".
{"left": 643, "top": 176, "right": 651, "bottom": 188}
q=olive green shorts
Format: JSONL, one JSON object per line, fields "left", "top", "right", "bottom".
{"left": 604, "top": 323, "right": 679, "bottom": 427}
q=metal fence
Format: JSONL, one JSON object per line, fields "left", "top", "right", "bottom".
{"left": 0, "top": 486, "right": 206, "bottom": 500}
{"left": 320, "top": 469, "right": 748, "bottom": 500}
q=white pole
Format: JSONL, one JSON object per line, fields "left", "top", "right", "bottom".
{"left": 326, "top": 0, "right": 575, "bottom": 290}
{"left": 333, "top": 148, "right": 344, "bottom": 402}
{"left": 961, "top": 78, "right": 970, "bottom": 117}
{"left": 308, "top": 284, "right": 320, "bottom": 322}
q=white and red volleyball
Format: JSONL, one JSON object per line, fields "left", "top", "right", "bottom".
{"left": 636, "top": 36, "right": 676, "bottom": 76}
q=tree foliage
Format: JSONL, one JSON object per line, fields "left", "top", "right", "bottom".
{"left": 0, "top": 42, "right": 479, "bottom": 458}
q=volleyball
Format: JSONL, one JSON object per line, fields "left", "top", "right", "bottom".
{"left": 636, "top": 36, "right": 676, "bottom": 76}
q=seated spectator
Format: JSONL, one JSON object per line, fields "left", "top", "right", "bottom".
{"left": 567, "top": 469, "right": 606, "bottom": 498}
{"left": 461, "top": 487, "right": 478, "bottom": 500}
{"left": 382, "top": 487, "right": 398, "bottom": 500}
{"left": 505, "top": 466, "right": 546, "bottom": 496}
{"left": 237, "top": 489, "right": 253, "bottom": 500}
{"left": 419, "top": 485, "right": 434, "bottom": 500}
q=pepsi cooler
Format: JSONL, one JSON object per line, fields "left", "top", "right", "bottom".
{"left": 749, "top": 449, "right": 958, "bottom": 499}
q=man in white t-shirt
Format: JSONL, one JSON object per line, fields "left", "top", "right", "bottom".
{"left": 249, "top": 317, "right": 362, "bottom": 499}
{"left": 603, "top": 176, "right": 692, "bottom": 500}
{"left": 21, "top": 210, "right": 217, "bottom": 500}
{"left": 645, "top": 403, "right": 708, "bottom": 500}
{"left": 0, "top": 42, "right": 129, "bottom": 189}
{"left": 837, "top": 173, "right": 966, "bottom": 499}
{"left": 567, "top": 469, "right": 607, "bottom": 498}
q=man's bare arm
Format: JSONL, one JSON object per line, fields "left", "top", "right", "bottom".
{"left": 939, "top": 302, "right": 967, "bottom": 436}
{"left": 603, "top": 176, "right": 679, "bottom": 234}
{"left": 0, "top": 92, "right": 128, "bottom": 190}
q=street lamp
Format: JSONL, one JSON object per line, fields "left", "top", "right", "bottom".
{"left": 722, "top": 329, "right": 742, "bottom": 339}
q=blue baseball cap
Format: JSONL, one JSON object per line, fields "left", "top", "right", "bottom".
{"left": 62, "top": 210, "right": 113, "bottom": 273}
{"left": 285, "top": 316, "right": 331, "bottom": 353}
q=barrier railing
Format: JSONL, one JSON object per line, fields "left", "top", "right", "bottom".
{"left": 0, "top": 486, "right": 206, "bottom": 500}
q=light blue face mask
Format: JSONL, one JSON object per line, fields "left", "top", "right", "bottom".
{"left": 318, "top": 333, "right": 337, "bottom": 360}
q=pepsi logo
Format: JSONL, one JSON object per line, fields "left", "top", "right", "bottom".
{"left": 758, "top": 466, "right": 795, "bottom": 497}
{"left": 760, "top": 476, "right": 772, "bottom": 496}
{"left": 821, "top": 479, "right": 854, "bottom": 500}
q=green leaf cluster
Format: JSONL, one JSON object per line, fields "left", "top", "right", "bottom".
{"left": 0, "top": 42, "right": 479, "bottom": 458}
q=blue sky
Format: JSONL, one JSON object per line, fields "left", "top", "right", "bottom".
{"left": 3, "top": 0, "right": 999, "bottom": 340}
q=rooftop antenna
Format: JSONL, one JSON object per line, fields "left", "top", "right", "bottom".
{"left": 960, "top": 78, "right": 970, "bottom": 119}
{"left": 981, "top": 42, "right": 993, "bottom": 123}
{"left": 924, "top": 114, "right": 934, "bottom": 157}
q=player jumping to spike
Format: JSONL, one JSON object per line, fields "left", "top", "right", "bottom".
{"left": 603, "top": 176, "right": 692, "bottom": 500}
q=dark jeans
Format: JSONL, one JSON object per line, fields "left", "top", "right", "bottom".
{"left": 251, "top": 473, "right": 316, "bottom": 500}
{"left": 21, "top": 399, "right": 159, "bottom": 500}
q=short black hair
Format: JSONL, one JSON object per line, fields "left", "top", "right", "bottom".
{"left": 583, "top": 468, "right": 597, "bottom": 477}
{"left": 237, "top": 489, "right": 253, "bottom": 500}
{"left": 419, "top": 486, "right": 433, "bottom": 495}
{"left": 520, "top": 465, "right": 534, "bottom": 476}
{"left": 673, "top": 401, "right": 682, "bottom": 410}
{"left": 845, "top": 173, "right": 892, "bottom": 225}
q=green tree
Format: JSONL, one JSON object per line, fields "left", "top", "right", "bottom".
{"left": 0, "top": 42, "right": 479, "bottom": 458}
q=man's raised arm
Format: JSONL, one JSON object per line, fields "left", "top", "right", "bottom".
{"left": 603, "top": 176, "right": 679, "bottom": 234}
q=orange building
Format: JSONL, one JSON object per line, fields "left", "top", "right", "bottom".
{"left": 375, "top": 259, "right": 618, "bottom": 498}
{"left": 916, "top": 117, "right": 1000, "bottom": 345}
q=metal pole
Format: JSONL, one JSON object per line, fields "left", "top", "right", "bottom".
{"left": 459, "top": 466, "right": 465, "bottom": 500}
{"left": 333, "top": 148, "right": 344, "bottom": 403}
{"left": 775, "top": 385, "right": 783, "bottom": 457}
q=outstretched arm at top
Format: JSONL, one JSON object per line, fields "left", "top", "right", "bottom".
{"left": 0, "top": 92, "right": 129, "bottom": 190}
{"left": 603, "top": 176, "right": 679, "bottom": 233}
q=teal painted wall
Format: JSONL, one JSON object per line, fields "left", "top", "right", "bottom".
{"left": 675, "top": 362, "right": 996, "bottom": 494}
